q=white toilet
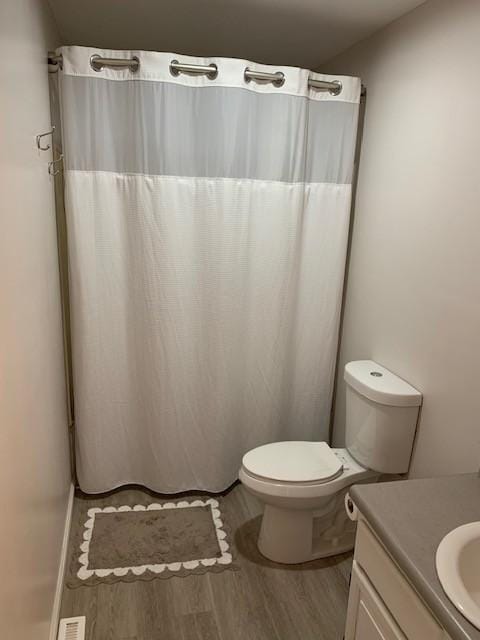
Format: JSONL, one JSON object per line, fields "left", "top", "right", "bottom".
{"left": 239, "top": 360, "right": 422, "bottom": 564}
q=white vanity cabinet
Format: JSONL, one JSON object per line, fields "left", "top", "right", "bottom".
{"left": 345, "top": 518, "right": 453, "bottom": 640}
{"left": 346, "top": 562, "right": 406, "bottom": 639}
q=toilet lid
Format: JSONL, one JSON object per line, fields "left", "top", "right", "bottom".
{"left": 242, "top": 441, "right": 343, "bottom": 483}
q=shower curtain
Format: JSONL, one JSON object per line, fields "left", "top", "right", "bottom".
{"left": 57, "top": 46, "right": 360, "bottom": 494}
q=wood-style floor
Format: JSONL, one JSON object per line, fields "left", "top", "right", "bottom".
{"left": 60, "top": 484, "right": 352, "bottom": 640}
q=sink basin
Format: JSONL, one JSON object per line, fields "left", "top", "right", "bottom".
{"left": 436, "top": 522, "right": 480, "bottom": 630}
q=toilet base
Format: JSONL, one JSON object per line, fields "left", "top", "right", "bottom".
{"left": 257, "top": 489, "right": 356, "bottom": 564}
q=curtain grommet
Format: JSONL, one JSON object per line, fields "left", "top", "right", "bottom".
{"left": 90, "top": 55, "right": 103, "bottom": 72}
{"left": 130, "top": 56, "right": 140, "bottom": 73}
{"left": 170, "top": 59, "right": 180, "bottom": 76}
{"left": 206, "top": 63, "right": 218, "bottom": 80}
{"left": 329, "top": 80, "right": 342, "bottom": 96}
{"left": 273, "top": 72, "right": 285, "bottom": 88}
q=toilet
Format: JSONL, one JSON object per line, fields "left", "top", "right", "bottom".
{"left": 239, "top": 360, "right": 422, "bottom": 564}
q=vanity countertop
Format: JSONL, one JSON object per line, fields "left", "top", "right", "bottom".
{"left": 350, "top": 473, "right": 480, "bottom": 640}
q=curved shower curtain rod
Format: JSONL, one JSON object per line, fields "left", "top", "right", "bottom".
{"left": 48, "top": 52, "right": 366, "bottom": 96}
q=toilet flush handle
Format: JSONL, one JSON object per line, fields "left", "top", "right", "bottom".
{"left": 345, "top": 493, "right": 358, "bottom": 521}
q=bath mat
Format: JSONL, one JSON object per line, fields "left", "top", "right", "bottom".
{"left": 66, "top": 497, "right": 236, "bottom": 587}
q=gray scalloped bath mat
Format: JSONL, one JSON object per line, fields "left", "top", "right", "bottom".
{"left": 66, "top": 497, "right": 235, "bottom": 587}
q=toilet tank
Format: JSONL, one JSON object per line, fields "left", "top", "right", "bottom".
{"left": 344, "top": 360, "right": 422, "bottom": 474}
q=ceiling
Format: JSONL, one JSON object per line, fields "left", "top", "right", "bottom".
{"left": 47, "top": 0, "right": 426, "bottom": 69}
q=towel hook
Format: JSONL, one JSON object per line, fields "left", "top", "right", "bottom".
{"left": 36, "top": 125, "right": 55, "bottom": 151}
{"left": 48, "top": 153, "right": 63, "bottom": 176}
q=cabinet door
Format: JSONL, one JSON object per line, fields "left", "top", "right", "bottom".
{"left": 345, "top": 561, "right": 406, "bottom": 640}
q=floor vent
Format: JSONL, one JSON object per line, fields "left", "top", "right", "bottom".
{"left": 57, "top": 616, "right": 86, "bottom": 640}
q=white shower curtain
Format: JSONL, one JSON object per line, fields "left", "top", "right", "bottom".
{"left": 58, "top": 46, "right": 360, "bottom": 493}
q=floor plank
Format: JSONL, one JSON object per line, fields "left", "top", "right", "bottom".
{"left": 133, "top": 578, "right": 178, "bottom": 640}
{"left": 171, "top": 574, "right": 214, "bottom": 616}
{"left": 179, "top": 612, "right": 221, "bottom": 640}
{"left": 60, "top": 484, "right": 351, "bottom": 640}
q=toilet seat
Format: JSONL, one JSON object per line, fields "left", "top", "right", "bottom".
{"left": 241, "top": 441, "right": 343, "bottom": 484}
{"left": 240, "top": 445, "right": 375, "bottom": 501}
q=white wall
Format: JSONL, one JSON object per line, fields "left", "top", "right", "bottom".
{"left": 0, "top": 1, "right": 71, "bottom": 639}
{"left": 45, "top": 0, "right": 426, "bottom": 69}
{"left": 325, "top": 0, "right": 480, "bottom": 477}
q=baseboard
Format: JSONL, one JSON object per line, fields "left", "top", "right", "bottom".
{"left": 49, "top": 483, "right": 75, "bottom": 640}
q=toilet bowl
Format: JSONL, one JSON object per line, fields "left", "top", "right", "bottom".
{"left": 239, "top": 360, "right": 422, "bottom": 564}
{"left": 239, "top": 442, "right": 378, "bottom": 563}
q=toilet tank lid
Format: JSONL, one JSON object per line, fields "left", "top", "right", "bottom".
{"left": 344, "top": 360, "right": 422, "bottom": 407}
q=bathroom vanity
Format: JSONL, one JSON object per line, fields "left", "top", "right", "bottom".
{"left": 344, "top": 474, "right": 480, "bottom": 640}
